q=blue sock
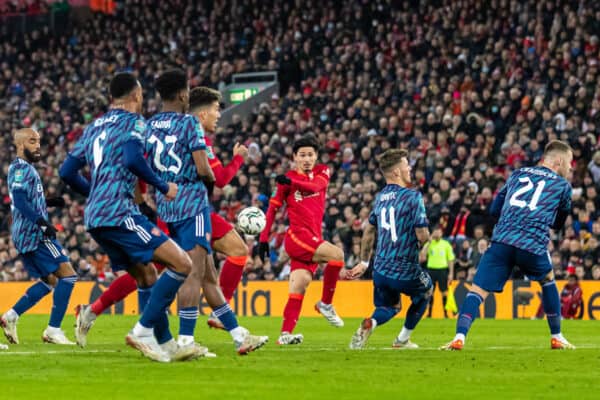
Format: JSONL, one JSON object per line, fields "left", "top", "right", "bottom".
{"left": 137, "top": 285, "right": 153, "bottom": 315}
{"left": 541, "top": 281, "right": 561, "bottom": 335}
{"left": 178, "top": 306, "right": 199, "bottom": 337}
{"left": 49, "top": 275, "right": 77, "bottom": 328}
{"left": 456, "top": 292, "right": 483, "bottom": 336}
{"left": 212, "top": 303, "right": 238, "bottom": 331}
{"left": 13, "top": 281, "right": 52, "bottom": 315}
{"left": 404, "top": 295, "right": 429, "bottom": 330}
{"left": 371, "top": 306, "right": 398, "bottom": 326}
{"left": 154, "top": 311, "right": 173, "bottom": 345}
{"left": 139, "top": 269, "right": 186, "bottom": 329}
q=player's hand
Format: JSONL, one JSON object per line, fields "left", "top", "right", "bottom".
{"left": 233, "top": 142, "right": 249, "bottom": 161}
{"left": 275, "top": 175, "right": 291, "bottom": 185}
{"left": 36, "top": 218, "right": 57, "bottom": 239}
{"left": 348, "top": 262, "right": 368, "bottom": 280}
{"left": 46, "top": 196, "right": 66, "bottom": 208}
{"left": 258, "top": 241, "right": 270, "bottom": 263}
{"left": 165, "top": 182, "right": 178, "bottom": 201}
{"left": 339, "top": 268, "right": 353, "bottom": 280}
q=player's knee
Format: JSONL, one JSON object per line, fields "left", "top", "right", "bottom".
{"left": 176, "top": 252, "right": 193, "bottom": 275}
{"left": 331, "top": 246, "right": 344, "bottom": 262}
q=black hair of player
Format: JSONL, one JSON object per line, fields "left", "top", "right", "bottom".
{"left": 189, "top": 87, "right": 222, "bottom": 111}
{"left": 154, "top": 69, "right": 188, "bottom": 101}
{"left": 109, "top": 72, "right": 138, "bottom": 99}
{"left": 293, "top": 134, "right": 320, "bottom": 154}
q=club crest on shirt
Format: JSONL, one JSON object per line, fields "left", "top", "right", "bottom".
{"left": 151, "top": 227, "right": 162, "bottom": 237}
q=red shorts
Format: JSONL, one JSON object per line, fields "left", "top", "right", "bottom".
{"left": 284, "top": 229, "right": 324, "bottom": 275}
{"left": 210, "top": 212, "right": 234, "bottom": 243}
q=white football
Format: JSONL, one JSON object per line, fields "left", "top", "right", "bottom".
{"left": 236, "top": 206, "right": 266, "bottom": 235}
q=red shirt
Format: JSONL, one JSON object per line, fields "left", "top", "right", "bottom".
{"left": 205, "top": 136, "right": 245, "bottom": 188}
{"left": 260, "top": 164, "right": 330, "bottom": 241}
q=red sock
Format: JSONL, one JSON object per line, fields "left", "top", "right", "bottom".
{"left": 281, "top": 293, "right": 304, "bottom": 333}
{"left": 90, "top": 273, "right": 137, "bottom": 315}
{"left": 321, "top": 260, "right": 344, "bottom": 305}
{"left": 219, "top": 256, "right": 247, "bottom": 302}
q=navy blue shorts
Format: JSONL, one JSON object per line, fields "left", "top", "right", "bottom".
{"left": 167, "top": 208, "right": 212, "bottom": 253}
{"left": 373, "top": 270, "right": 433, "bottom": 309}
{"left": 89, "top": 215, "right": 169, "bottom": 272}
{"left": 21, "top": 239, "right": 69, "bottom": 278}
{"left": 474, "top": 242, "right": 552, "bottom": 292}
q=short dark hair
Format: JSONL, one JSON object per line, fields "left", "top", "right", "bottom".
{"left": 544, "top": 140, "right": 572, "bottom": 157}
{"left": 109, "top": 72, "right": 138, "bottom": 99}
{"left": 189, "top": 87, "right": 222, "bottom": 111}
{"left": 293, "top": 134, "right": 320, "bottom": 154}
{"left": 154, "top": 69, "right": 188, "bottom": 101}
{"left": 378, "top": 149, "right": 408, "bottom": 173}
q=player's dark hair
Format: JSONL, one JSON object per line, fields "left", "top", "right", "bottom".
{"left": 109, "top": 72, "right": 139, "bottom": 99}
{"left": 544, "top": 140, "right": 572, "bottom": 157}
{"left": 154, "top": 69, "right": 188, "bottom": 101}
{"left": 293, "top": 134, "right": 320, "bottom": 154}
{"left": 378, "top": 149, "right": 408, "bottom": 173}
{"left": 189, "top": 87, "right": 222, "bottom": 111}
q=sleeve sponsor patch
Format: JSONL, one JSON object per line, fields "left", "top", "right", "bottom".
{"left": 134, "top": 119, "right": 146, "bottom": 133}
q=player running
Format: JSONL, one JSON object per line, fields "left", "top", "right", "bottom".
{"left": 1, "top": 128, "right": 78, "bottom": 346}
{"left": 258, "top": 134, "right": 345, "bottom": 345}
{"left": 145, "top": 70, "right": 267, "bottom": 355}
{"left": 60, "top": 72, "right": 196, "bottom": 362}
{"left": 441, "top": 140, "right": 575, "bottom": 350}
{"left": 347, "top": 149, "right": 432, "bottom": 349}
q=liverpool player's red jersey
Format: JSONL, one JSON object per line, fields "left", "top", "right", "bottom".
{"left": 205, "top": 136, "right": 244, "bottom": 188}
{"left": 260, "top": 164, "right": 330, "bottom": 241}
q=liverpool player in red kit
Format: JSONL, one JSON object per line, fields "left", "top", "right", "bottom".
{"left": 74, "top": 87, "right": 251, "bottom": 345}
{"left": 259, "top": 135, "right": 346, "bottom": 345}
{"left": 560, "top": 274, "right": 583, "bottom": 319}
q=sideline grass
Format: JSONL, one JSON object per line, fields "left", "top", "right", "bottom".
{"left": 0, "top": 315, "right": 598, "bottom": 399}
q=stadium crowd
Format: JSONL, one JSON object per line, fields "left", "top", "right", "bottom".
{"left": 2, "top": 0, "right": 600, "bottom": 283}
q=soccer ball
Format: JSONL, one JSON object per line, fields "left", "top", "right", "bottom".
{"left": 236, "top": 206, "right": 266, "bottom": 235}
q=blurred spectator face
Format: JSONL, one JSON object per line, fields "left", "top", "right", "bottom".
{"left": 592, "top": 266, "right": 600, "bottom": 280}
{"left": 575, "top": 266, "right": 585, "bottom": 280}
{"left": 294, "top": 146, "right": 318, "bottom": 174}
{"left": 477, "top": 238, "right": 488, "bottom": 253}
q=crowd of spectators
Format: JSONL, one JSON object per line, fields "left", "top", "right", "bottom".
{"left": 2, "top": 0, "right": 600, "bottom": 283}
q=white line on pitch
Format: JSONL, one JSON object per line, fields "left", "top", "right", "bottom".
{"left": 0, "top": 349, "right": 122, "bottom": 355}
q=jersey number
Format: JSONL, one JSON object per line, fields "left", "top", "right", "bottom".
{"left": 509, "top": 177, "right": 546, "bottom": 211}
{"left": 380, "top": 207, "right": 398, "bottom": 242}
{"left": 148, "top": 135, "right": 182, "bottom": 175}
{"left": 92, "top": 131, "right": 107, "bottom": 171}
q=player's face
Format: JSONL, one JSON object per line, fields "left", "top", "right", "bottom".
{"left": 294, "top": 146, "right": 317, "bottom": 173}
{"left": 201, "top": 101, "right": 220, "bottom": 132}
{"left": 180, "top": 86, "right": 190, "bottom": 113}
{"left": 23, "top": 131, "right": 41, "bottom": 162}
{"left": 398, "top": 157, "right": 411, "bottom": 184}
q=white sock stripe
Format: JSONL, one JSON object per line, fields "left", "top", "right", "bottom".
{"left": 466, "top": 292, "right": 484, "bottom": 302}
{"left": 165, "top": 269, "right": 186, "bottom": 282}
{"left": 40, "top": 280, "right": 53, "bottom": 291}
{"left": 213, "top": 304, "right": 232, "bottom": 317}
{"left": 542, "top": 281, "right": 556, "bottom": 287}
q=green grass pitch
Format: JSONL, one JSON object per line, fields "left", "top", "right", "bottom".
{"left": 0, "top": 315, "right": 598, "bottom": 399}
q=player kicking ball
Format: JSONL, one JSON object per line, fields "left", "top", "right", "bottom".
{"left": 441, "top": 140, "right": 575, "bottom": 350}
{"left": 259, "top": 134, "right": 346, "bottom": 345}
{"left": 347, "top": 149, "right": 432, "bottom": 350}
{"left": 1, "top": 128, "right": 78, "bottom": 346}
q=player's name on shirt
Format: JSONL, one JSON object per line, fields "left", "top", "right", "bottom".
{"left": 520, "top": 167, "right": 559, "bottom": 179}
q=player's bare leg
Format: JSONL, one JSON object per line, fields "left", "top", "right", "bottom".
{"left": 202, "top": 256, "right": 268, "bottom": 354}
{"left": 312, "top": 241, "right": 345, "bottom": 327}
{"left": 278, "top": 268, "right": 312, "bottom": 345}
{"left": 209, "top": 230, "right": 248, "bottom": 329}
{"left": 42, "top": 262, "right": 77, "bottom": 345}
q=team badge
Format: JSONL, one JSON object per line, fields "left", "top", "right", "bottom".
{"left": 151, "top": 227, "right": 162, "bottom": 237}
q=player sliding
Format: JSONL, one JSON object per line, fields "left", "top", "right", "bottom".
{"left": 60, "top": 72, "right": 197, "bottom": 362}
{"left": 1, "top": 128, "right": 78, "bottom": 346}
{"left": 145, "top": 70, "right": 267, "bottom": 354}
{"left": 442, "top": 140, "right": 575, "bottom": 350}
{"left": 347, "top": 149, "right": 432, "bottom": 349}
{"left": 259, "top": 134, "right": 345, "bottom": 345}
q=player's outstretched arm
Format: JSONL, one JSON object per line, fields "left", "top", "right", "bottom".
{"left": 348, "top": 223, "right": 376, "bottom": 279}
{"left": 211, "top": 142, "right": 246, "bottom": 188}
{"left": 489, "top": 185, "right": 508, "bottom": 217}
{"left": 59, "top": 155, "right": 91, "bottom": 197}
{"left": 123, "top": 139, "right": 172, "bottom": 197}
{"left": 284, "top": 169, "right": 330, "bottom": 193}
{"left": 192, "top": 149, "right": 215, "bottom": 183}
{"left": 11, "top": 190, "right": 57, "bottom": 239}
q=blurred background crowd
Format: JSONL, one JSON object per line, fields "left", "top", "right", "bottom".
{"left": 2, "top": 0, "right": 600, "bottom": 284}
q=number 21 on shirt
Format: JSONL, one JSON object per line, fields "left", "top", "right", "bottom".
{"left": 509, "top": 177, "right": 546, "bottom": 211}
